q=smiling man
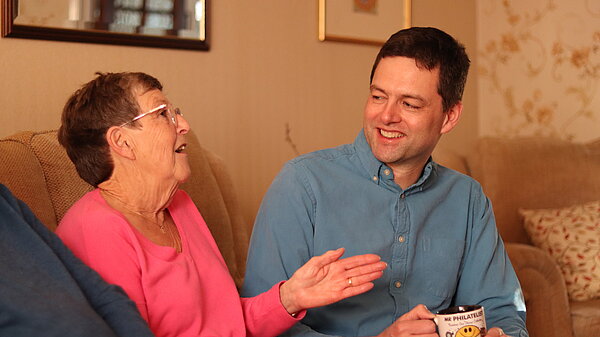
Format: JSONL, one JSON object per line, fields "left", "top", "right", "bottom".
{"left": 242, "top": 27, "right": 528, "bottom": 337}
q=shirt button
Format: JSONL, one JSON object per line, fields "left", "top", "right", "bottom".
{"left": 384, "top": 169, "right": 391, "bottom": 176}
{"left": 398, "top": 236, "right": 405, "bottom": 243}
{"left": 372, "top": 176, "right": 378, "bottom": 181}
{"left": 394, "top": 281, "right": 402, "bottom": 288}
{"left": 400, "top": 193, "right": 405, "bottom": 199}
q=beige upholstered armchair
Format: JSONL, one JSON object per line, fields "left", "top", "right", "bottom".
{"left": 434, "top": 137, "right": 600, "bottom": 337}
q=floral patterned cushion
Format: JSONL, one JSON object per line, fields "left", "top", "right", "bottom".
{"left": 520, "top": 200, "right": 600, "bottom": 301}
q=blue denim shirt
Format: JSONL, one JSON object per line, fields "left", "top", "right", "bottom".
{"left": 242, "top": 130, "right": 528, "bottom": 337}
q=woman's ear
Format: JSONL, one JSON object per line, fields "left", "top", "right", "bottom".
{"left": 105, "top": 126, "right": 136, "bottom": 160}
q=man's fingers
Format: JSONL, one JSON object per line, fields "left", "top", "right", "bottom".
{"left": 398, "top": 304, "right": 435, "bottom": 321}
{"left": 387, "top": 318, "right": 437, "bottom": 336}
{"left": 486, "top": 327, "right": 508, "bottom": 337}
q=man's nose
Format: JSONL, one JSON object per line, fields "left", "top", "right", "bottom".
{"left": 380, "top": 102, "right": 402, "bottom": 124}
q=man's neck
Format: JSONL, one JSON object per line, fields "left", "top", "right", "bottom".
{"left": 390, "top": 158, "right": 430, "bottom": 190}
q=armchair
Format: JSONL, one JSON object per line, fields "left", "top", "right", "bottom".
{"left": 435, "top": 136, "right": 600, "bottom": 337}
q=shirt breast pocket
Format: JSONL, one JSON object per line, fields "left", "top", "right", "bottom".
{"left": 412, "top": 237, "right": 465, "bottom": 308}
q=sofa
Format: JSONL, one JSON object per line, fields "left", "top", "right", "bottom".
{"left": 1, "top": 130, "right": 598, "bottom": 337}
{"left": 433, "top": 137, "right": 600, "bottom": 337}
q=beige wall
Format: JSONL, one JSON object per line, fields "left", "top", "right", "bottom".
{"left": 0, "top": 0, "right": 477, "bottom": 227}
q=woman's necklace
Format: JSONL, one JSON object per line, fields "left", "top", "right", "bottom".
{"left": 100, "top": 189, "right": 168, "bottom": 234}
{"left": 125, "top": 207, "right": 169, "bottom": 235}
{"left": 139, "top": 212, "right": 167, "bottom": 234}
{"left": 99, "top": 189, "right": 182, "bottom": 252}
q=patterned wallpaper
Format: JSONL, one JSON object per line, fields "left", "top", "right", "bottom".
{"left": 477, "top": 0, "right": 599, "bottom": 141}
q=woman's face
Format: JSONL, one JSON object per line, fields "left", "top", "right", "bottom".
{"left": 126, "top": 88, "right": 191, "bottom": 187}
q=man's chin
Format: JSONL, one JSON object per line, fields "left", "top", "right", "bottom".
{"left": 373, "top": 151, "right": 406, "bottom": 165}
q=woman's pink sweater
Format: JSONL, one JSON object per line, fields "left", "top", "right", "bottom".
{"left": 57, "top": 189, "right": 300, "bottom": 337}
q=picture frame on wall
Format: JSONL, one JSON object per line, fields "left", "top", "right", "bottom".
{"left": 318, "top": 0, "right": 411, "bottom": 46}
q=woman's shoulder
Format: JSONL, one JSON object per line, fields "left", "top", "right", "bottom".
{"left": 58, "top": 189, "right": 130, "bottom": 237}
{"left": 169, "top": 189, "right": 196, "bottom": 211}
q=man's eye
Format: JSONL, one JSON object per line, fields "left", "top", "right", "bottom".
{"left": 403, "top": 101, "right": 420, "bottom": 109}
{"left": 158, "top": 109, "right": 169, "bottom": 118}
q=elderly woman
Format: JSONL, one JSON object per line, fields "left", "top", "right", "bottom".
{"left": 56, "top": 72, "right": 386, "bottom": 337}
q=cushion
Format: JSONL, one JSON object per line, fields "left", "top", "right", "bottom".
{"left": 520, "top": 200, "right": 600, "bottom": 301}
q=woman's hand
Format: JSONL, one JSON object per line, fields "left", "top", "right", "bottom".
{"left": 279, "top": 248, "right": 386, "bottom": 315}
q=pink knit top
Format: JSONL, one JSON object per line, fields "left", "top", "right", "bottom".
{"left": 57, "top": 189, "right": 300, "bottom": 337}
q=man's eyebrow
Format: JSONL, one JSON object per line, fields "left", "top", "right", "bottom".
{"left": 369, "top": 84, "right": 426, "bottom": 102}
{"left": 402, "top": 94, "right": 426, "bottom": 102}
{"left": 369, "top": 84, "right": 386, "bottom": 93}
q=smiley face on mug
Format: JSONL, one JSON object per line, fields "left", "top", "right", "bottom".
{"left": 455, "top": 325, "right": 481, "bottom": 337}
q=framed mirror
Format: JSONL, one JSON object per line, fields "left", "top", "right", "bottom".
{"left": 2, "top": 0, "right": 209, "bottom": 51}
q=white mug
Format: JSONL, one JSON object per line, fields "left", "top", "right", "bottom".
{"left": 433, "top": 305, "right": 486, "bottom": 337}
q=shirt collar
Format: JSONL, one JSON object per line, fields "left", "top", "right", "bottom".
{"left": 354, "top": 129, "right": 437, "bottom": 191}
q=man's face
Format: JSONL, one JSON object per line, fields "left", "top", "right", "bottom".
{"left": 363, "top": 56, "right": 460, "bottom": 172}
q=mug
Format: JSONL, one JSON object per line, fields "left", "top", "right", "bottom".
{"left": 433, "top": 305, "right": 486, "bottom": 337}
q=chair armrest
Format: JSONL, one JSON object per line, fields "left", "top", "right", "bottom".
{"left": 505, "top": 243, "right": 575, "bottom": 337}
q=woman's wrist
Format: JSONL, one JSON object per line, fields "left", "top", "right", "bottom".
{"left": 279, "top": 280, "right": 302, "bottom": 316}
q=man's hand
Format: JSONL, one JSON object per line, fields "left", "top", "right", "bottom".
{"left": 486, "top": 327, "right": 509, "bottom": 336}
{"left": 375, "top": 304, "right": 438, "bottom": 337}
{"left": 279, "top": 248, "right": 387, "bottom": 314}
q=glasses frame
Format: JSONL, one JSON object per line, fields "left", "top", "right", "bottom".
{"left": 119, "top": 104, "right": 183, "bottom": 127}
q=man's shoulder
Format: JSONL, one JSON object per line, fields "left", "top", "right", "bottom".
{"left": 432, "top": 161, "right": 483, "bottom": 190}
{"left": 288, "top": 143, "right": 356, "bottom": 167}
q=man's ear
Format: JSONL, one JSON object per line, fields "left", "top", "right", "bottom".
{"left": 440, "top": 102, "right": 463, "bottom": 135}
{"left": 105, "top": 126, "right": 136, "bottom": 160}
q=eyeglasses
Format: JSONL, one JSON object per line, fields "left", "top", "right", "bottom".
{"left": 119, "top": 104, "right": 184, "bottom": 127}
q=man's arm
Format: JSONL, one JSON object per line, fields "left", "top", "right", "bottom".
{"left": 11, "top": 190, "right": 154, "bottom": 337}
{"left": 454, "top": 185, "right": 528, "bottom": 337}
{"left": 243, "top": 163, "right": 331, "bottom": 336}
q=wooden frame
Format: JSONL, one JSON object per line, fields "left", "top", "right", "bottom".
{"left": 1, "top": 0, "right": 209, "bottom": 51}
{"left": 318, "top": 0, "right": 411, "bottom": 46}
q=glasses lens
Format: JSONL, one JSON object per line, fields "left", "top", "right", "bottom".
{"left": 169, "top": 107, "right": 183, "bottom": 126}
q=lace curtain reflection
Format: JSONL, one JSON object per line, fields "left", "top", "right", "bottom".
{"left": 97, "top": 0, "right": 181, "bottom": 36}
{"left": 5, "top": 0, "right": 207, "bottom": 50}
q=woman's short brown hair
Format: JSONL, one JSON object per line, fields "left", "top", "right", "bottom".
{"left": 58, "top": 72, "right": 162, "bottom": 186}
